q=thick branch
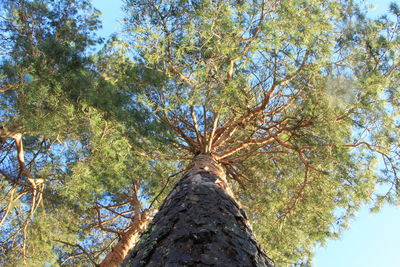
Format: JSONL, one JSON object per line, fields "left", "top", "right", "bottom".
{"left": 190, "top": 106, "right": 203, "bottom": 147}
{"left": 206, "top": 112, "right": 219, "bottom": 153}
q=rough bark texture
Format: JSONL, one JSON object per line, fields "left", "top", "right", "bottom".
{"left": 122, "top": 154, "right": 274, "bottom": 267}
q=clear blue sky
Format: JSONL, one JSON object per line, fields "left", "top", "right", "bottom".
{"left": 91, "top": 0, "right": 400, "bottom": 266}
{"left": 314, "top": 204, "right": 400, "bottom": 267}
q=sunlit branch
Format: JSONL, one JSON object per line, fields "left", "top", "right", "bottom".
{"left": 94, "top": 206, "right": 122, "bottom": 235}
{"left": 190, "top": 106, "right": 203, "bottom": 147}
{"left": 0, "top": 127, "right": 45, "bottom": 235}
{"left": 60, "top": 252, "right": 85, "bottom": 266}
{"left": 0, "top": 83, "right": 19, "bottom": 93}
{"left": 206, "top": 112, "right": 220, "bottom": 153}
{"left": 202, "top": 104, "right": 208, "bottom": 151}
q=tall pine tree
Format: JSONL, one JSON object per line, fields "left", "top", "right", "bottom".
{"left": 0, "top": 0, "right": 399, "bottom": 266}
{"left": 120, "top": 0, "right": 400, "bottom": 265}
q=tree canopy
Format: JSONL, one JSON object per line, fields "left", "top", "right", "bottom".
{"left": 0, "top": 0, "right": 399, "bottom": 265}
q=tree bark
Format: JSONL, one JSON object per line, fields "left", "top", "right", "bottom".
{"left": 122, "top": 154, "right": 274, "bottom": 267}
{"left": 99, "top": 213, "right": 148, "bottom": 267}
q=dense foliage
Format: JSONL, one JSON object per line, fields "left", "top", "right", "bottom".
{"left": 0, "top": 0, "right": 176, "bottom": 265}
{"left": 0, "top": 0, "right": 399, "bottom": 265}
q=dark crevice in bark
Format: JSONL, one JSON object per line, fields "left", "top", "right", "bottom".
{"left": 122, "top": 154, "right": 274, "bottom": 267}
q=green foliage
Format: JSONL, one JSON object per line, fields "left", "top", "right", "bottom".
{"left": 0, "top": 0, "right": 176, "bottom": 265}
{"left": 123, "top": 0, "right": 400, "bottom": 265}
{"left": 0, "top": 0, "right": 399, "bottom": 266}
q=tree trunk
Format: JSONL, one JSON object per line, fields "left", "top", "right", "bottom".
{"left": 99, "top": 206, "right": 150, "bottom": 267}
{"left": 122, "top": 154, "right": 274, "bottom": 267}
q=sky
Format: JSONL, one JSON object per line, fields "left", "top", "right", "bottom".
{"left": 91, "top": 0, "right": 400, "bottom": 266}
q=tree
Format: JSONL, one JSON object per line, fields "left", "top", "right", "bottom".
{"left": 0, "top": 0, "right": 399, "bottom": 266}
{"left": 0, "top": 0, "right": 172, "bottom": 265}
{"left": 121, "top": 0, "right": 400, "bottom": 265}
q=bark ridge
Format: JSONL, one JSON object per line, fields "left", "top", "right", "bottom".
{"left": 122, "top": 154, "right": 274, "bottom": 267}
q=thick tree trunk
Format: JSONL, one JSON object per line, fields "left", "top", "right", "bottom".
{"left": 122, "top": 154, "right": 273, "bottom": 266}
